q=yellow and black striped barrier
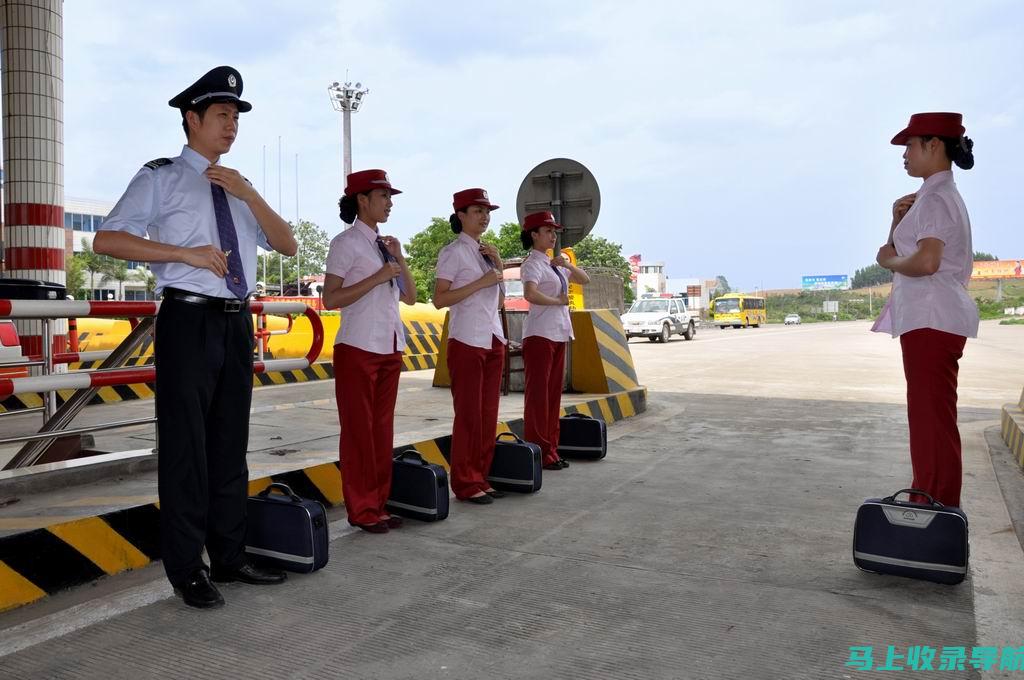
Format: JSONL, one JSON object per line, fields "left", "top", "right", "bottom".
{"left": 0, "top": 387, "right": 645, "bottom": 612}
{"left": 569, "top": 309, "right": 640, "bottom": 394}
{"left": 1001, "top": 386, "right": 1024, "bottom": 467}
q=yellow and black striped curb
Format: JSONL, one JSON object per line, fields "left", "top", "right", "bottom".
{"left": 1001, "top": 387, "right": 1024, "bottom": 468}
{"left": 0, "top": 387, "right": 646, "bottom": 612}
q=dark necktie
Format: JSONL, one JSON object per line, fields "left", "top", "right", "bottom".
{"left": 551, "top": 263, "right": 567, "bottom": 295}
{"left": 211, "top": 183, "right": 248, "bottom": 299}
{"left": 480, "top": 251, "right": 506, "bottom": 295}
{"left": 376, "top": 236, "right": 406, "bottom": 295}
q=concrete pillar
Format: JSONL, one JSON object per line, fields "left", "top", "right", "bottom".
{"left": 1, "top": 0, "right": 66, "bottom": 358}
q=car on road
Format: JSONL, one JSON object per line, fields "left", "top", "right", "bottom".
{"left": 621, "top": 295, "right": 697, "bottom": 343}
{"left": 784, "top": 313, "right": 801, "bottom": 325}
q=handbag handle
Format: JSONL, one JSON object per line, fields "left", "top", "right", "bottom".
{"left": 394, "top": 449, "right": 426, "bottom": 465}
{"left": 496, "top": 432, "right": 523, "bottom": 443}
{"left": 564, "top": 412, "right": 592, "bottom": 420}
{"left": 258, "top": 482, "right": 302, "bottom": 503}
{"left": 882, "top": 488, "right": 944, "bottom": 508}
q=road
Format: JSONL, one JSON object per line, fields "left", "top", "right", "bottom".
{"left": 0, "top": 320, "right": 1021, "bottom": 679}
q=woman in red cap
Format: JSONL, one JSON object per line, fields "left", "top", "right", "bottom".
{"left": 433, "top": 188, "right": 507, "bottom": 504}
{"left": 323, "top": 169, "right": 416, "bottom": 533}
{"left": 872, "top": 113, "right": 979, "bottom": 508}
{"left": 520, "top": 211, "right": 590, "bottom": 471}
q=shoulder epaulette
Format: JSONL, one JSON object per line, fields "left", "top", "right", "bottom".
{"left": 143, "top": 158, "right": 173, "bottom": 170}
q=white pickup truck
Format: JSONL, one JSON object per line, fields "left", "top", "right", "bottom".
{"left": 620, "top": 295, "right": 698, "bottom": 343}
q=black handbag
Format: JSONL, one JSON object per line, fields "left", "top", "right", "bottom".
{"left": 246, "top": 482, "right": 329, "bottom": 573}
{"left": 489, "top": 432, "right": 543, "bottom": 493}
{"left": 853, "top": 488, "right": 968, "bottom": 585}
{"left": 387, "top": 449, "right": 450, "bottom": 521}
{"left": 558, "top": 412, "right": 608, "bottom": 460}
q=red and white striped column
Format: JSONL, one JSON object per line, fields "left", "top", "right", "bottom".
{"left": 1, "top": 0, "right": 66, "bottom": 358}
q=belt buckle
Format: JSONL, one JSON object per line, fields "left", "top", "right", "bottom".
{"left": 223, "top": 299, "right": 244, "bottom": 313}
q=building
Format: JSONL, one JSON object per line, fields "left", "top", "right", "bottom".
{"left": 64, "top": 197, "right": 155, "bottom": 301}
{"left": 635, "top": 261, "right": 667, "bottom": 296}
{"left": 666, "top": 277, "right": 710, "bottom": 313}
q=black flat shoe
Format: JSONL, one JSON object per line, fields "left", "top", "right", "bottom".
{"left": 462, "top": 494, "right": 493, "bottom": 505}
{"left": 384, "top": 515, "right": 404, "bottom": 529}
{"left": 558, "top": 459, "right": 570, "bottom": 468}
{"left": 350, "top": 520, "right": 389, "bottom": 534}
{"left": 485, "top": 489, "right": 506, "bottom": 499}
{"left": 175, "top": 569, "right": 224, "bottom": 609}
{"left": 211, "top": 562, "right": 287, "bottom": 585}
{"left": 543, "top": 462, "right": 563, "bottom": 471}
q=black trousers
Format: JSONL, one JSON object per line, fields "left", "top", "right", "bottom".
{"left": 155, "top": 296, "right": 254, "bottom": 587}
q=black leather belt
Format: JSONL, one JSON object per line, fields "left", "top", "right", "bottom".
{"left": 163, "top": 288, "right": 249, "bottom": 313}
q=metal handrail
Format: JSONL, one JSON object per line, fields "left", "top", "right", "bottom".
{"left": 0, "top": 299, "right": 325, "bottom": 469}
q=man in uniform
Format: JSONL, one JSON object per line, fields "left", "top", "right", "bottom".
{"left": 95, "top": 66, "right": 298, "bottom": 608}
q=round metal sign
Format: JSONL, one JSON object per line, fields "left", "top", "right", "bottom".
{"left": 516, "top": 158, "right": 600, "bottom": 248}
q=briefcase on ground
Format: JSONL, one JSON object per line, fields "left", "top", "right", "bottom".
{"left": 387, "top": 449, "right": 450, "bottom": 522}
{"left": 558, "top": 412, "right": 608, "bottom": 460}
{"left": 852, "top": 488, "right": 968, "bottom": 585}
{"left": 489, "top": 432, "right": 543, "bottom": 493}
{"left": 246, "top": 482, "right": 329, "bottom": 573}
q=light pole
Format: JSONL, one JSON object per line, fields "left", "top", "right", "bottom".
{"left": 328, "top": 79, "right": 369, "bottom": 185}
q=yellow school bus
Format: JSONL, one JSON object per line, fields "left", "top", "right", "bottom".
{"left": 710, "top": 293, "right": 766, "bottom": 328}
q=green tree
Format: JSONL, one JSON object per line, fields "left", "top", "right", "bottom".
{"left": 974, "top": 251, "right": 998, "bottom": 261}
{"left": 260, "top": 219, "right": 329, "bottom": 292}
{"left": 572, "top": 235, "right": 635, "bottom": 304}
{"left": 851, "top": 264, "right": 893, "bottom": 289}
{"left": 405, "top": 217, "right": 457, "bottom": 302}
{"left": 132, "top": 266, "right": 158, "bottom": 300}
{"left": 102, "top": 258, "right": 131, "bottom": 300}
{"left": 65, "top": 254, "right": 88, "bottom": 300}
{"left": 79, "top": 238, "right": 104, "bottom": 296}
{"left": 485, "top": 222, "right": 526, "bottom": 260}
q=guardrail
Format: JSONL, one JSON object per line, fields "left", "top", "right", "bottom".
{"left": 0, "top": 299, "right": 324, "bottom": 469}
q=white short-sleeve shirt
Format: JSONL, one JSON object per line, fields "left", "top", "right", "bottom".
{"left": 325, "top": 219, "right": 405, "bottom": 354}
{"left": 100, "top": 145, "right": 271, "bottom": 298}
{"left": 521, "top": 249, "right": 574, "bottom": 342}
{"left": 871, "top": 170, "right": 979, "bottom": 338}
{"left": 435, "top": 232, "right": 506, "bottom": 349}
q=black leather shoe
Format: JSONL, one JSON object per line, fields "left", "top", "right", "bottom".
{"left": 485, "top": 488, "right": 506, "bottom": 498}
{"left": 462, "top": 493, "right": 493, "bottom": 505}
{"left": 558, "top": 459, "right": 571, "bottom": 468}
{"left": 211, "top": 562, "right": 287, "bottom": 585}
{"left": 175, "top": 570, "right": 224, "bottom": 609}
{"left": 384, "top": 515, "right": 404, "bottom": 529}
{"left": 543, "top": 462, "right": 563, "bottom": 471}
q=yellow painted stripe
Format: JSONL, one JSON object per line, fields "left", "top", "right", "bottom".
{"left": 0, "top": 561, "right": 47, "bottom": 612}
{"left": 248, "top": 477, "right": 273, "bottom": 496}
{"left": 593, "top": 326, "right": 637, "bottom": 371}
{"left": 495, "top": 421, "right": 513, "bottom": 436}
{"left": 304, "top": 463, "right": 343, "bottom": 506}
{"left": 133, "top": 384, "right": 155, "bottom": 399}
{"left": 95, "top": 386, "right": 123, "bottom": 403}
{"left": 292, "top": 369, "right": 310, "bottom": 382}
{"left": 597, "top": 398, "right": 615, "bottom": 422}
{"left": 602, "top": 361, "right": 639, "bottom": 391}
{"left": 48, "top": 517, "right": 150, "bottom": 575}
{"left": 313, "top": 365, "right": 330, "bottom": 379}
{"left": 616, "top": 392, "right": 636, "bottom": 418}
{"left": 412, "top": 439, "right": 450, "bottom": 471}
{"left": 575, "top": 403, "right": 594, "bottom": 417}
{"left": 19, "top": 392, "right": 43, "bottom": 408}
{"left": 267, "top": 372, "right": 287, "bottom": 385}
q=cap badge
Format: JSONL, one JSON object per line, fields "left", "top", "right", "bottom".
{"left": 227, "top": 74, "right": 237, "bottom": 88}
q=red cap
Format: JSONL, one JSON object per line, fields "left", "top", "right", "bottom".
{"left": 521, "top": 211, "right": 562, "bottom": 232}
{"left": 890, "top": 112, "right": 966, "bottom": 146}
{"left": 453, "top": 188, "right": 499, "bottom": 212}
{"left": 345, "top": 169, "right": 402, "bottom": 196}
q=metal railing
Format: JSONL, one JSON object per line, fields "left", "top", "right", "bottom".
{"left": 0, "top": 298, "right": 324, "bottom": 469}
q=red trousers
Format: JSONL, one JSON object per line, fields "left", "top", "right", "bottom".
{"left": 333, "top": 343, "right": 403, "bottom": 525}
{"left": 447, "top": 336, "right": 505, "bottom": 499}
{"left": 523, "top": 336, "right": 567, "bottom": 466}
{"left": 900, "top": 328, "right": 967, "bottom": 508}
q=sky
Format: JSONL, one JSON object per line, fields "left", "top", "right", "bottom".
{"left": 53, "top": 0, "right": 1024, "bottom": 291}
